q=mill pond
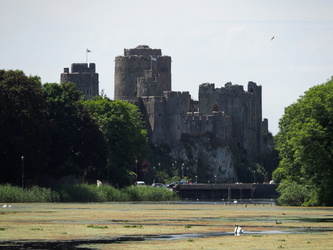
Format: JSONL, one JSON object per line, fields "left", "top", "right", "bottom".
{"left": 1, "top": 201, "right": 333, "bottom": 249}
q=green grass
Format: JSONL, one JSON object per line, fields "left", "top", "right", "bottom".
{"left": 123, "top": 225, "right": 143, "bottom": 228}
{"left": 87, "top": 225, "right": 108, "bottom": 229}
{"left": 0, "top": 184, "right": 179, "bottom": 203}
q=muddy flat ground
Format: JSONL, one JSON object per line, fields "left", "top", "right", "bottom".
{"left": 0, "top": 202, "right": 333, "bottom": 249}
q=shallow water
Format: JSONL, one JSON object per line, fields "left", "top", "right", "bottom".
{"left": 1, "top": 201, "right": 333, "bottom": 249}
{"left": 1, "top": 228, "right": 332, "bottom": 249}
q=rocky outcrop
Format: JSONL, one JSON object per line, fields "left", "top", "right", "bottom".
{"left": 169, "top": 133, "right": 237, "bottom": 183}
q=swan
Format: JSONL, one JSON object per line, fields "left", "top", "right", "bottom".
{"left": 234, "top": 225, "right": 243, "bottom": 235}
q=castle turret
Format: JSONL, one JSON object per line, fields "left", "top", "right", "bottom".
{"left": 60, "top": 63, "right": 99, "bottom": 99}
{"left": 114, "top": 45, "right": 171, "bottom": 101}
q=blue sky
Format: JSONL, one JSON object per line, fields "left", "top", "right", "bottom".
{"left": 1, "top": 0, "right": 333, "bottom": 135}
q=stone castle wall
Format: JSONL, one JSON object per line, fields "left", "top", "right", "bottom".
{"left": 199, "top": 81, "right": 263, "bottom": 157}
{"left": 114, "top": 45, "right": 268, "bottom": 159}
{"left": 114, "top": 45, "right": 171, "bottom": 101}
{"left": 60, "top": 63, "right": 99, "bottom": 99}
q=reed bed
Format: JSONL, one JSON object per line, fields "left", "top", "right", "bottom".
{"left": 0, "top": 184, "right": 178, "bottom": 203}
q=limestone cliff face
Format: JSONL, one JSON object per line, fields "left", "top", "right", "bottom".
{"left": 169, "top": 134, "right": 237, "bottom": 183}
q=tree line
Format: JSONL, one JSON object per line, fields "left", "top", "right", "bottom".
{"left": 0, "top": 70, "right": 150, "bottom": 187}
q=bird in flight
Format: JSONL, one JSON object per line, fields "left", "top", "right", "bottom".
{"left": 271, "top": 36, "right": 275, "bottom": 41}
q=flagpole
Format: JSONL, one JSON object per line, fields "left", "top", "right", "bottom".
{"left": 86, "top": 49, "right": 91, "bottom": 64}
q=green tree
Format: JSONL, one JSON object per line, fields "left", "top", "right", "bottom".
{"left": 273, "top": 76, "right": 333, "bottom": 206}
{"left": 84, "top": 96, "right": 150, "bottom": 187}
{"left": 42, "top": 82, "right": 108, "bottom": 180}
{"left": 0, "top": 70, "right": 50, "bottom": 185}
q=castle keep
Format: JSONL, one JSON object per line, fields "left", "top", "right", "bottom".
{"left": 114, "top": 45, "right": 171, "bottom": 101}
{"left": 114, "top": 45, "right": 268, "bottom": 158}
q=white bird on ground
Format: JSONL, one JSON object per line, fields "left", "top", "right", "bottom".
{"left": 234, "top": 225, "right": 243, "bottom": 235}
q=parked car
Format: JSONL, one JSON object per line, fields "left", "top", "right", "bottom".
{"left": 151, "top": 183, "right": 167, "bottom": 188}
{"left": 166, "top": 180, "right": 188, "bottom": 188}
{"left": 136, "top": 181, "right": 146, "bottom": 186}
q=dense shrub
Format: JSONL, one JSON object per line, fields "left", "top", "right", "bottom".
{"left": 276, "top": 181, "right": 310, "bottom": 206}
{"left": 0, "top": 184, "right": 178, "bottom": 203}
{"left": 123, "top": 186, "right": 178, "bottom": 201}
{"left": 0, "top": 184, "right": 59, "bottom": 202}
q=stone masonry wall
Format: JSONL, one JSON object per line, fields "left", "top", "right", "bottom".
{"left": 114, "top": 45, "right": 171, "bottom": 101}
{"left": 60, "top": 63, "right": 99, "bottom": 99}
{"left": 198, "top": 81, "right": 264, "bottom": 157}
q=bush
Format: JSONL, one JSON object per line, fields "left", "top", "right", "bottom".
{"left": 0, "top": 184, "right": 59, "bottom": 203}
{"left": 96, "top": 185, "right": 130, "bottom": 201}
{"left": 276, "top": 181, "right": 310, "bottom": 206}
{"left": 123, "top": 186, "right": 178, "bottom": 201}
{"left": 0, "top": 184, "right": 178, "bottom": 203}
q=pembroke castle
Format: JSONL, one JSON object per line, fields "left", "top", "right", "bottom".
{"left": 61, "top": 45, "right": 270, "bottom": 164}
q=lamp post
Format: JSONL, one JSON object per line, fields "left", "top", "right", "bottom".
{"left": 135, "top": 159, "right": 138, "bottom": 182}
{"left": 107, "top": 158, "right": 110, "bottom": 185}
{"left": 181, "top": 163, "right": 184, "bottom": 179}
{"left": 196, "top": 159, "right": 198, "bottom": 183}
{"left": 153, "top": 166, "right": 156, "bottom": 183}
{"left": 21, "top": 156, "right": 24, "bottom": 188}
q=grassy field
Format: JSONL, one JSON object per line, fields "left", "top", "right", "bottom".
{"left": 0, "top": 202, "right": 333, "bottom": 249}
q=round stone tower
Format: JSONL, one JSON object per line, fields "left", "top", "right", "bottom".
{"left": 114, "top": 45, "right": 171, "bottom": 101}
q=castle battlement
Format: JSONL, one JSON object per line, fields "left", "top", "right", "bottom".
{"left": 124, "top": 45, "right": 162, "bottom": 57}
{"left": 68, "top": 63, "right": 96, "bottom": 73}
{"left": 61, "top": 63, "right": 98, "bottom": 100}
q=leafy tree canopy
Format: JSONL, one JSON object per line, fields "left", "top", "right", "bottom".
{"left": 0, "top": 70, "right": 50, "bottom": 185}
{"left": 273, "top": 76, "right": 333, "bottom": 206}
{"left": 84, "top": 96, "right": 150, "bottom": 187}
{"left": 42, "top": 82, "right": 108, "bottom": 179}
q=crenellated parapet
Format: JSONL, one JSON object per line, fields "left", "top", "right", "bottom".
{"left": 60, "top": 63, "right": 99, "bottom": 99}
{"left": 124, "top": 45, "right": 162, "bottom": 57}
{"left": 184, "top": 111, "right": 232, "bottom": 141}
